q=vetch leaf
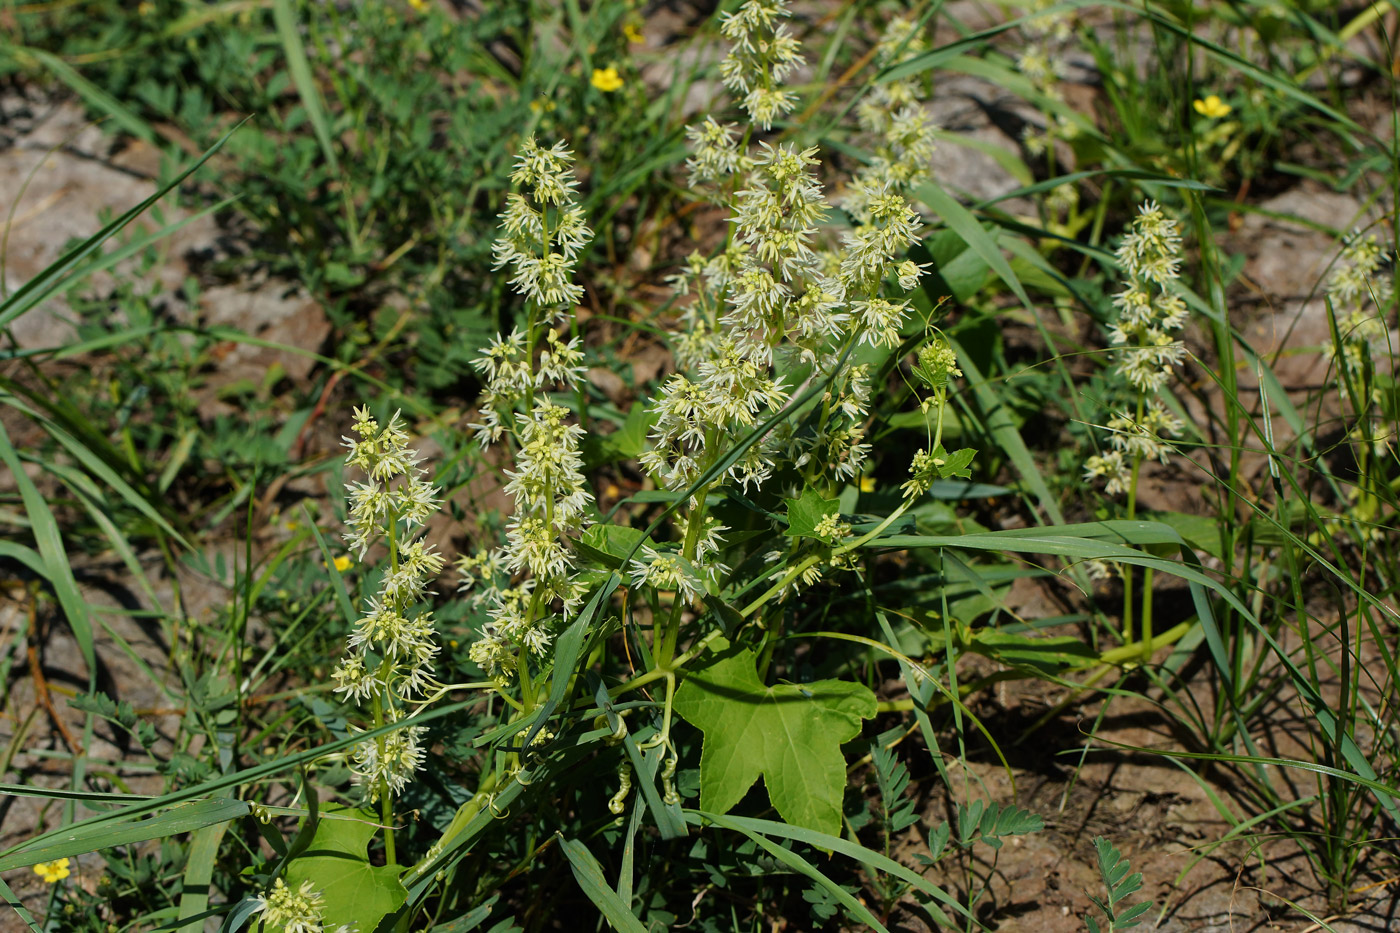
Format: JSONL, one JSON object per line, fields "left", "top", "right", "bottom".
{"left": 673, "top": 638, "right": 876, "bottom": 835}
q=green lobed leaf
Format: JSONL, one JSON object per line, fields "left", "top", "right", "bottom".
{"left": 673, "top": 638, "right": 876, "bottom": 835}
{"left": 576, "top": 525, "right": 656, "bottom": 570}
{"left": 784, "top": 486, "right": 840, "bottom": 539}
{"left": 283, "top": 809, "right": 407, "bottom": 933}
{"left": 935, "top": 446, "right": 977, "bottom": 481}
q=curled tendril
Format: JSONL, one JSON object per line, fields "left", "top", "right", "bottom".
{"left": 608, "top": 763, "right": 634, "bottom": 815}
{"left": 661, "top": 752, "right": 680, "bottom": 806}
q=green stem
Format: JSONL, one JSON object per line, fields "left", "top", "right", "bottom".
{"left": 609, "top": 629, "right": 728, "bottom": 699}
{"left": 1121, "top": 395, "right": 1144, "bottom": 646}
{"left": 1139, "top": 567, "right": 1155, "bottom": 665}
{"left": 517, "top": 651, "right": 536, "bottom": 710}
{"left": 739, "top": 496, "right": 915, "bottom": 620}
{"left": 380, "top": 787, "right": 396, "bottom": 865}
{"left": 658, "top": 488, "right": 709, "bottom": 668}
{"left": 637, "top": 672, "right": 677, "bottom": 751}
{"left": 370, "top": 682, "right": 396, "bottom": 865}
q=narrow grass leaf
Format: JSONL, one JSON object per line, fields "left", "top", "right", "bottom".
{"left": 0, "top": 798, "right": 249, "bottom": 871}
{"left": 1, "top": 701, "right": 471, "bottom": 869}
{"left": 303, "top": 504, "right": 356, "bottom": 627}
{"left": 0, "top": 121, "right": 244, "bottom": 330}
{"left": 0, "top": 421, "right": 95, "bottom": 683}
{"left": 41, "top": 418, "right": 191, "bottom": 549}
{"left": 689, "top": 810, "right": 969, "bottom": 925}
{"left": 948, "top": 338, "right": 1064, "bottom": 525}
{"left": 175, "top": 821, "right": 229, "bottom": 933}
{"left": 271, "top": 0, "right": 339, "bottom": 176}
{"left": 0, "top": 541, "right": 47, "bottom": 578}
{"left": 0, "top": 874, "right": 42, "bottom": 933}
{"left": 9, "top": 46, "right": 154, "bottom": 143}
{"left": 915, "top": 181, "right": 1031, "bottom": 310}
{"left": 688, "top": 811, "right": 892, "bottom": 932}
{"left": 557, "top": 835, "right": 648, "bottom": 933}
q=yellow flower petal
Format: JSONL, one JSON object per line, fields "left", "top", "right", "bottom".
{"left": 1192, "top": 94, "right": 1231, "bottom": 118}
{"left": 859, "top": 476, "right": 877, "bottom": 493}
{"left": 33, "top": 858, "right": 70, "bottom": 883}
{"left": 333, "top": 555, "right": 352, "bottom": 573}
{"left": 623, "top": 23, "right": 644, "bottom": 44}
{"left": 591, "top": 67, "right": 624, "bottom": 93}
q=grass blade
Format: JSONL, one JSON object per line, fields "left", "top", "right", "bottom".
{"left": 690, "top": 810, "right": 970, "bottom": 926}
{"left": 556, "top": 834, "right": 648, "bottom": 933}
{"left": 688, "top": 811, "right": 893, "bottom": 932}
{"left": 0, "top": 420, "right": 96, "bottom": 684}
{"left": 5, "top": 46, "right": 155, "bottom": 143}
{"left": 0, "top": 798, "right": 249, "bottom": 871}
{"left": 0, "top": 120, "right": 244, "bottom": 330}
{"left": 175, "top": 821, "right": 230, "bottom": 933}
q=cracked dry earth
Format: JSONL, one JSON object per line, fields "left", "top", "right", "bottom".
{"left": 2, "top": 17, "right": 1400, "bottom": 930}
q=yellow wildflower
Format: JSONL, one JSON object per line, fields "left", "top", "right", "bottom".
{"left": 859, "top": 476, "right": 877, "bottom": 493}
{"left": 623, "top": 23, "right": 644, "bottom": 44}
{"left": 408, "top": 0, "right": 429, "bottom": 10}
{"left": 1192, "top": 95, "right": 1231, "bottom": 119}
{"left": 333, "top": 555, "right": 352, "bottom": 573}
{"left": 33, "top": 859, "right": 70, "bottom": 883}
{"left": 591, "top": 67, "right": 624, "bottom": 93}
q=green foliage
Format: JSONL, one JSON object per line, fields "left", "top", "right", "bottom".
{"left": 3, "top": 0, "right": 1399, "bottom": 929}
{"left": 66, "top": 693, "right": 159, "bottom": 752}
{"left": 673, "top": 638, "right": 877, "bottom": 836}
{"left": 1085, "top": 837, "right": 1152, "bottom": 933}
{"left": 955, "top": 800, "right": 1043, "bottom": 851}
{"left": 283, "top": 810, "right": 409, "bottom": 932}
{"left": 870, "top": 737, "right": 920, "bottom": 837}
{"left": 783, "top": 486, "right": 840, "bottom": 539}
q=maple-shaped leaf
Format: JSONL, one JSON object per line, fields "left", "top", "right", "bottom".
{"left": 935, "top": 446, "right": 976, "bottom": 480}
{"left": 283, "top": 807, "right": 407, "bottom": 932}
{"left": 673, "top": 638, "right": 877, "bottom": 836}
{"left": 784, "top": 486, "right": 839, "bottom": 539}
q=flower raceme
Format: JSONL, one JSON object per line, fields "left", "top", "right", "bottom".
{"left": 463, "top": 135, "right": 595, "bottom": 685}
{"left": 334, "top": 406, "right": 444, "bottom": 798}
{"left": 251, "top": 878, "right": 351, "bottom": 933}
{"left": 1084, "top": 202, "right": 1188, "bottom": 497}
{"left": 718, "top": 0, "right": 804, "bottom": 130}
{"left": 491, "top": 136, "right": 592, "bottom": 317}
{"left": 1108, "top": 201, "right": 1188, "bottom": 395}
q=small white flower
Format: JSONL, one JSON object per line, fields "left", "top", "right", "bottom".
{"left": 629, "top": 546, "right": 702, "bottom": 602}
